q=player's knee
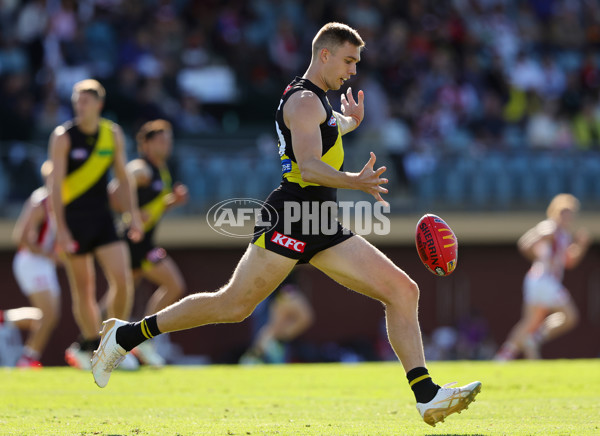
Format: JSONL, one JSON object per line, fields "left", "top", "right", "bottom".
{"left": 42, "top": 307, "right": 60, "bottom": 329}
{"left": 226, "top": 303, "right": 255, "bottom": 323}
{"left": 400, "top": 279, "right": 420, "bottom": 303}
{"left": 565, "top": 306, "right": 579, "bottom": 328}
{"left": 217, "top": 289, "right": 257, "bottom": 323}
{"left": 170, "top": 277, "right": 186, "bottom": 300}
{"left": 382, "top": 276, "right": 419, "bottom": 306}
{"left": 225, "top": 293, "right": 257, "bottom": 323}
{"left": 112, "top": 272, "right": 134, "bottom": 293}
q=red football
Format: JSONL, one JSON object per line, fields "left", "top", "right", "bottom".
{"left": 415, "top": 214, "right": 458, "bottom": 276}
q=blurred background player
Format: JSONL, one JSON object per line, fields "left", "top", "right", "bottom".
{"left": 0, "top": 308, "right": 43, "bottom": 367}
{"left": 109, "top": 119, "right": 188, "bottom": 367}
{"left": 47, "top": 79, "right": 143, "bottom": 370}
{"left": 495, "top": 194, "right": 591, "bottom": 360}
{"left": 240, "top": 281, "right": 314, "bottom": 364}
{"left": 10, "top": 160, "right": 60, "bottom": 367}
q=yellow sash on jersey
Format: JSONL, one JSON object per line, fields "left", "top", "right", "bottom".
{"left": 141, "top": 167, "right": 172, "bottom": 232}
{"left": 62, "top": 119, "right": 115, "bottom": 205}
{"left": 283, "top": 128, "right": 344, "bottom": 187}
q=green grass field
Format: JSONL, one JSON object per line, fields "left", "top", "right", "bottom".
{"left": 1, "top": 359, "right": 599, "bottom": 435}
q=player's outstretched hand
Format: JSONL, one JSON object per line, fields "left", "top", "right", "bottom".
{"left": 128, "top": 213, "right": 144, "bottom": 243}
{"left": 341, "top": 87, "right": 364, "bottom": 129}
{"left": 173, "top": 183, "right": 189, "bottom": 206}
{"left": 56, "top": 227, "right": 78, "bottom": 254}
{"left": 356, "top": 152, "right": 389, "bottom": 207}
{"left": 574, "top": 227, "right": 592, "bottom": 247}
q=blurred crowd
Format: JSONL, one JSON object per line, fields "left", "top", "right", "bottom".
{"left": 1, "top": 0, "right": 600, "bottom": 205}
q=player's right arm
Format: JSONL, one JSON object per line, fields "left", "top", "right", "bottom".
{"left": 48, "top": 127, "right": 77, "bottom": 254}
{"left": 12, "top": 196, "right": 46, "bottom": 254}
{"left": 286, "top": 91, "right": 389, "bottom": 205}
{"left": 565, "top": 228, "right": 591, "bottom": 269}
{"left": 517, "top": 220, "right": 555, "bottom": 262}
{"left": 108, "top": 159, "right": 152, "bottom": 214}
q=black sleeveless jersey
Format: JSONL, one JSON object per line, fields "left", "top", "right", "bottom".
{"left": 62, "top": 118, "right": 115, "bottom": 212}
{"left": 275, "top": 77, "right": 344, "bottom": 202}
{"left": 137, "top": 157, "right": 172, "bottom": 238}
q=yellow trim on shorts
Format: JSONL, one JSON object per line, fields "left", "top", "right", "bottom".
{"left": 140, "top": 258, "right": 154, "bottom": 272}
{"left": 253, "top": 233, "right": 266, "bottom": 248}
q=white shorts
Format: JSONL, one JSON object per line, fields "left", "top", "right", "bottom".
{"left": 523, "top": 272, "right": 569, "bottom": 308}
{"left": 12, "top": 250, "right": 60, "bottom": 297}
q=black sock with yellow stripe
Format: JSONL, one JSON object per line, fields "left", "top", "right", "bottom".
{"left": 116, "top": 315, "right": 162, "bottom": 352}
{"left": 407, "top": 367, "right": 440, "bottom": 404}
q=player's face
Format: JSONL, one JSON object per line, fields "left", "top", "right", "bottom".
{"left": 324, "top": 42, "right": 360, "bottom": 91}
{"left": 148, "top": 131, "right": 173, "bottom": 162}
{"left": 558, "top": 208, "right": 575, "bottom": 228}
{"left": 72, "top": 91, "right": 102, "bottom": 122}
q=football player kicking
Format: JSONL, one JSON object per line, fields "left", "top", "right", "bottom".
{"left": 92, "top": 22, "right": 481, "bottom": 427}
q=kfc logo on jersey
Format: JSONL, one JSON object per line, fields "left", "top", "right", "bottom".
{"left": 327, "top": 115, "right": 337, "bottom": 127}
{"left": 283, "top": 84, "right": 292, "bottom": 95}
{"left": 271, "top": 231, "right": 306, "bottom": 253}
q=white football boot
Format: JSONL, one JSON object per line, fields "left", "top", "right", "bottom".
{"left": 416, "top": 381, "right": 482, "bottom": 427}
{"left": 91, "top": 318, "right": 129, "bottom": 387}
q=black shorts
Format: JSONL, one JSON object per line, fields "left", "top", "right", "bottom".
{"left": 126, "top": 233, "right": 167, "bottom": 271}
{"left": 65, "top": 208, "right": 119, "bottom": 254}
{"left": 251, "top": 185, "right": 354, "bottom": 264}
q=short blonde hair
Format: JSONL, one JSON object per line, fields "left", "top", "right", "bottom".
{"left": 546, "top": 193, "right": 580, "bottom": 220}
{"left": 312, "top": 22, "right": 365, "bottom": 59}
{"left": 72, "top": 79, "right": 106, "bottom": 101}
{"left": 136, "top": 119, "right": 172, "bottom": 154}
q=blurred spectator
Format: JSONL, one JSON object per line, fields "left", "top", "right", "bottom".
{"left": 425, "top": 326, "right": 458, "bottom": 361}
{"left": 0, "top": 0, "right": 596, "bottom": 149}
{"left": 381, "top": 117, "right": 412, "bottom": 189}
{"left": 572, "top": 98, "right": 600, "bottom": 151}
{"left": 580, "top": 52, "right": 600, "bottom": 94}
{"left": 268, "top": 18, "right": 301, "bottom": 75}
{"left": 509, "top": 51, "right": 544, "bottom": 92}
{"left": 456, "top": 311, "right": 496, "bottom": 360}
{"left": 539, "top": 54, "right": 566, "bottom": 99}
{"left": 35, "top": 93, "right": 71, "bottom": 138}
{"left": 526, "top": 100, "right": 560, "bottom": 150}
{"left": 177, "top": 95, "right": 218, "bottom": 135}
{"left": 470, "top": 91, "right": 506, "bottom": 151}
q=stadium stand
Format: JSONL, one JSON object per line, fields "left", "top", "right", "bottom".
{"left": 1, "top": 0, "right": 600, "bottom": 213}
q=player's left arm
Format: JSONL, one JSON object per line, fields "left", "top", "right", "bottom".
{"left": 12, "top": 197, "right": 45, "bottom": 254}
{"left": 108, "top": 159, "right": 152, "bottom": 214}
{"left": 565, "top": 228, "right": 592, "bottom": 269}
{"left": 112, "top": 124, "right": 143, "bottom": 242}
{"left": 164, "top": 183, "right": 189, "bottom": 211}
{"left": 334, "top": 87, "right": 364, "bottom": 135}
